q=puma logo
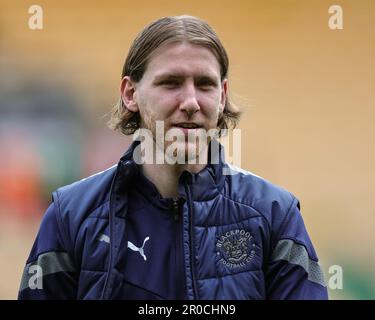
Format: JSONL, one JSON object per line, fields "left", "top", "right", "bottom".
{"left": 127, "top": 237, "right": 150, "bottom": 261}
{"left": 96, "top": 233, "right": 110, "bottom": 244}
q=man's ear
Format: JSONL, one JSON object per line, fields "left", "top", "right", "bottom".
{"left": 120, "top": 76, "right": 139, "bottom": 112}
{"left": 219, "top": 78, "right": 228, "bottom": 113}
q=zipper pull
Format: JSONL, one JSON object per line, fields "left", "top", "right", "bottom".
{"left": 172, "top": 198, "right": 180, "bottom": 221}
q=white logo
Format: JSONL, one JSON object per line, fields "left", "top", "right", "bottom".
{"left": 28, "top": 5, "right": 44, "bottom": 30}
{"left": 97, "top": 233, "right": 110, "bottom": 244}
{"left": 28, "top": 265, "right": 43, "bottom": 289}
{"left": 127, "top": 237, "right": 150, "bottom": 261}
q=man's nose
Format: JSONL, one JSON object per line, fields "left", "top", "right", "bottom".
{"left": 179, "top": 82, "right": 200, "bottom": 117}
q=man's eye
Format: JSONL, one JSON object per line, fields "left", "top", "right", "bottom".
{"left": 197, "top": 81, "right": 215, "bottom": 89}
{"left": 160, "top": 80, "right": 180, "bottom": 87}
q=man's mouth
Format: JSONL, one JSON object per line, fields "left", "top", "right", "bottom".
{"left": 173, "top": 122, "right": 202, "bottom": 129}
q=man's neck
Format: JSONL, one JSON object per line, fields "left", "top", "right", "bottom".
{"left": 140, "top": 148, "right": 208, "bottom": 199}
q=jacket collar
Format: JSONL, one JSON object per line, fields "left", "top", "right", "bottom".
{"left": 115, "top": 138, "right": 227, "bottom": 203}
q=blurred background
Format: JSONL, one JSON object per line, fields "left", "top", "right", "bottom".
{"left": 0, "top": 0, "right": 374, "bottom": 299}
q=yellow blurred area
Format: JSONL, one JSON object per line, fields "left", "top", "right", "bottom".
{"left": 0, "top": 0, "right": 374, "bottom": 299}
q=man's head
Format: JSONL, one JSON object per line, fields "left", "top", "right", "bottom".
{"left": 109, "top": 15, "right": 240, "bottom": 136}
{"left": 109, "top": 15, "right": 240, "bottom": 163}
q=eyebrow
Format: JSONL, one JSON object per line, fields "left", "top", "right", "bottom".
{"left": 153, "top": 72, "right": 219, "bottom": 84}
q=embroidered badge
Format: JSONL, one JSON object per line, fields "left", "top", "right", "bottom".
{"left": 216, "top": 229, "right": 256, "bottom": 270}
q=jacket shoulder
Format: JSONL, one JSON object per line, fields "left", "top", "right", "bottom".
{"left": 51, "top": 164, "right": 117, "bottom": 249}
{"left": 224, "top": 164, "right": 299, "bottom": 231}
{"left": 54, "top": 164, "right": 117, "bottom": 209}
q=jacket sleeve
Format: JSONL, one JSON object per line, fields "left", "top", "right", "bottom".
{"left": 18, "top": 201, "right": 78, "bottom": 299}
{"left": 265, "top": 198, "right": 328, "bottom": 300}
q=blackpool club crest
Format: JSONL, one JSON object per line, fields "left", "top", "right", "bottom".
{"left": 216, "top": 229, "right": 256, "bottom": 270}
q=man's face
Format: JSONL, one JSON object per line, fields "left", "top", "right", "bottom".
{"left": 123, "top": 41, "right": 227, "bottom": 161}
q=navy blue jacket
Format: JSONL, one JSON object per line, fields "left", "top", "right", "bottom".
{"left": 18, "top": 141, "right": 328, "bottom": 299}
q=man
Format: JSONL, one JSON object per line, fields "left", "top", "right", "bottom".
{"left": 18, "top": 15, "right": 328, "bottom": 300}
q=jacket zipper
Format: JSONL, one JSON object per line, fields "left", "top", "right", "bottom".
{"left": 184, "top": 184, "right": 198, "bottom": 299}
{"left": 172, "top": 198, "right": 179, "bottom": 221}
{"left": 172, "top": 198, "right": 186, "bottom": 299}
{"left": 101, "top": 164, "right": 120, "bottom": 299}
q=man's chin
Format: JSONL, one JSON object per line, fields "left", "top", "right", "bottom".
{"left": 163, "top": 141, "right": 208, "bottom": 165}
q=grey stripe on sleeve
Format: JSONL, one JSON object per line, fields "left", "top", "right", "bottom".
{"left": 271, "top": 239, "right": 326, "bottom": 287}
{"left": 19, "top": 251, "right": 76, "bottom": 291}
